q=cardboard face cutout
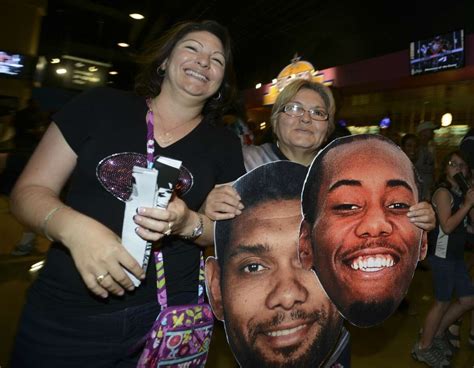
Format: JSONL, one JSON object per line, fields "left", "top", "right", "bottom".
{"left": 300, "top": 134, "right": 427, "bottom": 327}
{"left": 206, "top": 161, "right": 343, "bottom": 368}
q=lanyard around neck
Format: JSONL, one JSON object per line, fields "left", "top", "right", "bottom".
{"left": 145, "top": 100, "right": 155, "bottom": 169}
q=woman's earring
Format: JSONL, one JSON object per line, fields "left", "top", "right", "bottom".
{"left": 213, "top": 92, "right": 222, "bottom": 101}
{"left": 157, "top": 67, "right": 165, "bottom": 77}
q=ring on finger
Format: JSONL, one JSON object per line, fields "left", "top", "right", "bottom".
{"left": 96, "top": 272, "right": 110, "bottom": 284}
{"left": 164, "top": 222, "right": 172, "bottom": 236}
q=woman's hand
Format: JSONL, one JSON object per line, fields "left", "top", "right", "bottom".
{"left": 133, "top": 196, "right": 196, "bottom": 240}
{"left": 407, "top": 201, "right": 436, "bottom": 231}
{"left": 464, "top": 188, "right": 474, "bottom": 208}
{"left": 133, "top": 197, "right": 182, "bottom": 242}
{"left": 134, "top": 196, "right": 215, "bottom": 246}
{"left": 201, "top": 185, "right": 244, "bottom": 220}
{"left": 65, "top": 215, "right": 145, "bottom": 299}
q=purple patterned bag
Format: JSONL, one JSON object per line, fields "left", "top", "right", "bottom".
{"left": 137, "top": 251, "right": 214, "bottom": 368}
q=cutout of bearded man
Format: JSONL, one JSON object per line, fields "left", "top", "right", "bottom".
{"left": 299, "top": 134, "right": 428, "bottom": 327}
{"left": 206, "top": 161, "right": 346, "bottom": 368}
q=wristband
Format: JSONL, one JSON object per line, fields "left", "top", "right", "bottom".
{"left": 42, "top": 205, "right": 68, "bottom": 241}
{"left": 182, "top": 214, "right": 204, "bottom": 240}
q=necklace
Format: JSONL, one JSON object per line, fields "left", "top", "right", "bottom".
{"left": 147, "top": 105, "right": 196, "bottom": 146}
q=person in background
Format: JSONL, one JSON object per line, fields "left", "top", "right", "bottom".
{"left": 1, "top": 100, "right": 47, "bottom": 256}
{"left": 445, "top": 128, "right": 474, "bottom": 349}
{"left": 12, "top": 98, "right": 43, "bottom": 152}
{"left": 203, "top": 78, "right": 436, "bottom": 366}
{"left": 400, "top": 133, "right": 419, "bottom": 164}
{"left": 415, "top": 121, "right": 438, "bottom": 201}
{"left": 412, "top": 151, "right": 474, "bottom": 368}
{"left": 9, "top": 20, "right": 245, "bottom": 368}
{"left": 400, "top": 132, "right": 430, "bottom": 308}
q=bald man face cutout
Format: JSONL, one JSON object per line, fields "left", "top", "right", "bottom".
{"left": 300, "top": 135, "right": 427, "bottom": 327}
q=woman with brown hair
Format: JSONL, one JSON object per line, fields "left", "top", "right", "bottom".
{"left": 10, "top": 20, "right": 245, "bottom": 367}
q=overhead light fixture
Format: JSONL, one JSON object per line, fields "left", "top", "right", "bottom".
{"left": 441, "top": 112, "right": 452, "bottom": 127}
{"left": 29, "top": 260, "right": 45, "bottom": 273}
{"left": 117, "top": 42, "right": 130, "bottom": 48}
{"left": 56, "top": 68, "right": 67, "bottom": 75}
{"left": 51, "top": 58, "right": 60, "bottom": 64}
{"left": 255, "top": 83, "right": 262, "bottom": 89}
{"left": 109, "top": 70, "right": 118, "bottom": 75}
{"left": 129, "top": 13, "right": 145, "bottom": 20}
{"left": 272, "top": 78, "right": 277, "bottom": 84}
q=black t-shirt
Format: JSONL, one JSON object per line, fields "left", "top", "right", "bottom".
{"left": 28, "top": 87, "right": 245, "bottom": 315}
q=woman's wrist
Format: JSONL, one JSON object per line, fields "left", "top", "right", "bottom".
{"left": 42, "top": 205, "right": 69, "bottom": 241}
{"left": 180, "top": 211, "right": 204, "bottom": 240}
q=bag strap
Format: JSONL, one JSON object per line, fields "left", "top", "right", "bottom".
{"left": 155, "top": 250, "right": 205, "bottom": 309}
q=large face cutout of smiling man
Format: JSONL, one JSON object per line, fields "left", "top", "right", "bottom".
{"left": 206, "top": 161, "right": 342, "bottom": 368}
{"left": 299, "top": 134, "right": 428, "bottom": 327}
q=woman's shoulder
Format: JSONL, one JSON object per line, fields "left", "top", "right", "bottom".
{"left": 85, "top": 87, "right": 141, "bottom": 103}
{"left": 432, "top": 186, "right": 453, "bottom": 207}
{"left": 59, "top": 87, "right": 140, "bottom": 111}
{"left": 200, "top": 120, "right": 241, "bottom": 142}
{"left": 243, "top": 143, "right": 279, "bottom": 171}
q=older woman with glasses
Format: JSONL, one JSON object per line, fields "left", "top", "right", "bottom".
{"left": 203, "top": 79, "right": 434, "bottom": 230}
{"left": 203, "top": 79, "right": 436, "bottom": 367}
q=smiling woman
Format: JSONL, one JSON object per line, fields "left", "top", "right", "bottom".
{"left": 9, "top": 20, "right": 245, "bottom": 368}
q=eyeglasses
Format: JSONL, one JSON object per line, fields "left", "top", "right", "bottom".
{"left": 280, "top": 102, "right": 329, "bottom": 121}
{"left": 448, "top": 161, "right": 467, "bottom": 169}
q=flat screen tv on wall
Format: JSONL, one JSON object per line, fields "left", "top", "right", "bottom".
{"left": 0, "top": 51, "right": 35, "bottom": 80}
{"left": 410, "top": 29, "right": 464, "bottom": 76}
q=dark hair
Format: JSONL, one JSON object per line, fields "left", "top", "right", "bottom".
{"left": 134, "top": 20, "right": 238, "bottom": 122}
{"left": 435, "top": 150, "right": 468, "bottom": 190}
{"left": 302, "top": 134, "right": 423, "bottom": 225}
{"left": 400, "top": 133, "right": 418, "bottom": 148}
{"left": 215, "top": 161, "right": 307, "bottom": 267}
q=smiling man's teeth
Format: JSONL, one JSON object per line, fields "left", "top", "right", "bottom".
{"left": 265, "top": 324, "right": 306, "bottom": 337}
{"left": 185, "top": 69, "right": 208, "bottom": 81}
{"left": 350, "top": 255, "right": 395, "bottom": 272}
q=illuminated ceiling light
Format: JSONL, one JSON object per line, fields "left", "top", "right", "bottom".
{"left": 51, "top": 58, "right": 60, "bottom": 64}
{"left": 255, "top": 83, "right": 262, "bottom": 89}
{"left": 259, "top": 122, "right": 267, "bottom": 130}
{"left": 88, "top": 66, "right": 98, "bottom": 72}
{"left": 129, "top": 13, "right": 145, "bottom": 20}
{"left": 29, "top": 260, "right": 44, "bottom": 273}
{"left": 272, "top": 78, "right": 277, "bottom": 84}
{"left": 109, "top": 70, "right": 118, "bottom": 75}
{"left": 75, "top": 62, "right": 85, "bottom": 67}
{"left": 117, "top": 42, "right": 130, "bottom": 48}
{"left": 56, "top": 68, "right": 67, "bottom": 75}
{"left": 441, "top": 112, "right": 452, "bottom": 127}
